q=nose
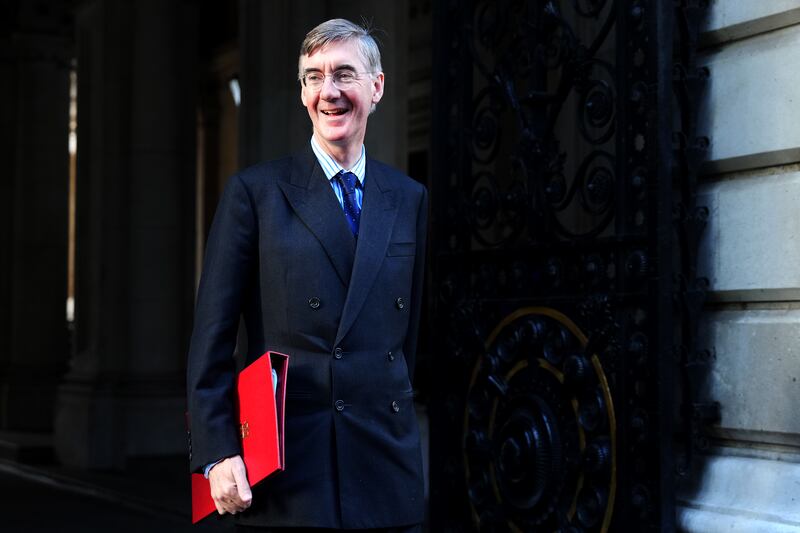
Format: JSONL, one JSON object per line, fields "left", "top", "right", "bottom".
{"left": 319, "top": 75, "right": 341, "bottom": 99}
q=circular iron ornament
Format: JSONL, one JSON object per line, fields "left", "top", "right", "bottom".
{"left": 577, "top": 62, "right": 617, "bottom": 146}
{"left": 471, "top": 87, "right": 505, "bottom": 164}
{"left": 467, "top": 164, "right": 528, "bottom": 247}
{"left": 545, "top": 172, "right": 567, "bottom": 205}
{"left": 541, "top": 19, "right": 575, "bottom": 70}
{"left": 545, "top": 150, "right": 615, "bottom": 239}
{"left": 472, "top": 189, "right": 498, "bottom": 231}
{"left": 463, "top": 307, "right": 617, "bottom": 532}
{"left": 469, "top": 172, "right": 500, "bottom": 232}
{"left": 475, "top": 111, "right": 499, "bottom": 152}
{"left": 582, "top": 165, "right": 614, "bottom": 215}
{"left": 584, "top": 84, "right": 613, "bottom": 127}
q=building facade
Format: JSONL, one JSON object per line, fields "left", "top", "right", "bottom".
{"left": 1, "top": 0, "right": 799, "bottom": 530}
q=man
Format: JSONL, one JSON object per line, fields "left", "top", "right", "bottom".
{"left": 186, "top": 18, "right": 427, "bottom": 532}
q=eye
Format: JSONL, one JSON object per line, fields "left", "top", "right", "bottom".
{"left": 305, "top": 72, "right": 324, "bottom": 84}
{"left": 335, "top": 71, "right": 357, "bottom": 83}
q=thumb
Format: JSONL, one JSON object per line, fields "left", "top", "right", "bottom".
{"left": 232, "top": 460, "right": 252, "bottom": 503}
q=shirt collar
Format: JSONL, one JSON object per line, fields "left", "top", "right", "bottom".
{"left": 310, "top": 136, "right": 366, "bottom": 185}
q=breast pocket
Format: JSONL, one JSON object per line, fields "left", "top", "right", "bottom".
{"left": 386, "top": 241, "right": 416, "bottom": 257}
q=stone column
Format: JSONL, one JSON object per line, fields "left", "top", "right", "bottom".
{"left": 0, "top": 3, "right": 72, "bottom": 433}
{"left": 54, "top": 0, "right": 197, "bottom": 468}
{"left": 332, "top": 0, "right": 409, "bottom": 170}
{"left": 238, "top": 0, "right": 323, "bottom": 166}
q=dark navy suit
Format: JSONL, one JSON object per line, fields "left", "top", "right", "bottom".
{"left": 187, "top": 145, "right": 427, "bottom": 529}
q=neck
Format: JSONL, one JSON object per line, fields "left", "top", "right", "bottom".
{"left": 313, "top": 133, "right": 363, "bottom": 170}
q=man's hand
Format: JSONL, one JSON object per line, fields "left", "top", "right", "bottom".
{"left": 208, "top": 455, "right": 252, "bottom": 515}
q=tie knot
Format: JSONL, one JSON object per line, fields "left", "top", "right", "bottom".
{"left": 337, "top": 171, "right": 359, "bottom": 196}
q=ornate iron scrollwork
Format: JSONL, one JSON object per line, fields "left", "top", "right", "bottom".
{"left": 430, "top": 0, "right": 711, "bottom": 531}
{"left": 464, "top": 308, "right": 617, "bottom": 531}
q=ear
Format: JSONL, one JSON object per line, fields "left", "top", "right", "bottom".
{"left": 299, "top": 54, "right": 309, "bottom": 107}
{"left": 371, "top": 72, "right": 385, "bottom": 104}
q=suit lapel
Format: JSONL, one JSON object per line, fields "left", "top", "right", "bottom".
{"left": 335, "top": 157, "right": 399, "bottom": 346}
{"left": 277, "top": 147, "right": 355, "bottom": 286}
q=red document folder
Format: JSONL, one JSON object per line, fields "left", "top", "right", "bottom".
{"left": 191, "top": 351, "right": 288, "bottom": 523}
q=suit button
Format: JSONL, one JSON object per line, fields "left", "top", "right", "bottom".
{"left": 395, "top": 297, "right": 405, "bottom": 310}
{"left": 334, "top": 347, "right": 343, "bottom": 359}
{"left": 308, "top": 297, "right": 321, "bottom": 309}
{"left": 388, "top": 351, "right": 395, "bottom": 361}
{"left": 391, "top": 401, "right": 400, "bottom": 413}
{"left": 335, "top": 400, "right": 345, "bottom": 412}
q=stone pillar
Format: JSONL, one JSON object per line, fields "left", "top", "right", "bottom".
{"left": 238, "top": 0, "right": 409, "bottom": 170}
{"left": 333, "top": 0, "right": 409, "bottom": 170}
{"left": 238, "top": 0, "right": 323, "bottom": 166}
{"left": 54, "top": 0, "right": 197, "bottom": 469}
{"left": 0, "top": 3, "right": 72, "bottom": 432}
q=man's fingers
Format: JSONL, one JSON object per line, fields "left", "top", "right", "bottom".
{"left": 212, "top": 489, "right": 234, "bottom": 515}
{"left": 214, "top": 499, "right": 226, "bottom": 515}
{"left": 209, "top": 455, "right": 251, "bottom": 513}
{"left": 214, "top": 494, "right": 241, "bottom": 515}
{"left": 216, "top": 483, "right": 245, "bottom": 513}
{"left": 231, "top": 460, "right": 253, "bottom": 506}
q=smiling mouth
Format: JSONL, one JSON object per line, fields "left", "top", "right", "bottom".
{"left": 321, "top": 109, "right": 348, "bottom": 116}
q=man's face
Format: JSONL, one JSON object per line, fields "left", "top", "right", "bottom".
{"left": 300, "top": 39, "right": 384, "bottom": 153}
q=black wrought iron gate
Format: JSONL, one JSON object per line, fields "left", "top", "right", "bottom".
{"left": 428, "top": 1, "right": 712, "bottom": 531}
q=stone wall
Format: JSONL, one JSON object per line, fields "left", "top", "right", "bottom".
{"left": 677, "top": 1, "right": 800, "bottom": 530}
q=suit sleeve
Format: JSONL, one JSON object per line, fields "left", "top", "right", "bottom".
{"left": 186, "top": 173, "right": 257, "bottom": 473}
{"left": 402, "top": 185, "right": 429, "bottom": 384}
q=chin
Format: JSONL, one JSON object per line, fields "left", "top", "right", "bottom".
{"left": 318, "top": 128, "right": 351, "bottom": 144}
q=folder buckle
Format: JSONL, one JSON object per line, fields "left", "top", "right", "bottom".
{"left": 240, "top": 421, "right": 250, "bottom": 439}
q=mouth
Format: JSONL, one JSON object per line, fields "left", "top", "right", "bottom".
{"left": 321, "top": 108, "right": 349, "bottom": 117}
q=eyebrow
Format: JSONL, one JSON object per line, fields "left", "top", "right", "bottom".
{"left": 303, "top": 64, "right": 358, "bottom": 75}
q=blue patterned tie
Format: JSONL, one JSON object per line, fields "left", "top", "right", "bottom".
{"left": 336, "top": 171, "right": 361, "bottom": 236}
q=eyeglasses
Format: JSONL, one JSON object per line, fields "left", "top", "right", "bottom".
{"left": 301, "top": 70, "right": 373, "bottom": 91}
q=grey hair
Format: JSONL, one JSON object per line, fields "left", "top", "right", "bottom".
{"left": 297, "top": 18, "right": 383, "bottom": 80}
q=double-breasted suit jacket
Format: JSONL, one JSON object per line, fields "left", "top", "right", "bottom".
{"left": 186, "top": 144, "right": 428, "bottom": 529}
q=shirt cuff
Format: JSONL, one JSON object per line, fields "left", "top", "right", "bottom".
{"left": 204, "top": 459, "right": 222, "bottom": 479}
